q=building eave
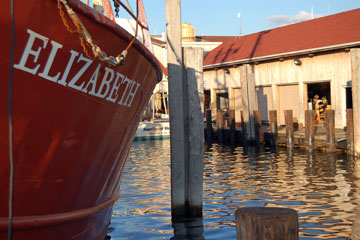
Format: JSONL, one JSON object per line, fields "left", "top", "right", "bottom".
{"left": 203, "top": 41, "right": 360, "bottom": 70}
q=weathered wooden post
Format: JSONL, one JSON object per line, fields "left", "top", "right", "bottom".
{"left": 253, "top": 110, "right": 264, "bottom": 144}
{"left": 184, "top": 47, "right": 204, "bottom": 217}
{"left": 285, "top": 110, "right": 294, "bottom": 149}
{"left": 305, "top": 110, "right": 315, "bottom": 151}
{"left": 229, "top": 110, "right": 236, "bottom": 145}
{"left": 216, "top": 109, "right": 224, "bottom": 144}
{"left": 166, "top": 0, "right": 185, "bottom": 218}
{"left": 241, "top": 64, "right": 258, "bottom": 143}
{"left": 325, "top": 110, "right": 336, "bottom": 152}
{"left": 166, "top": 0, "right": 204, "bottom": 218}
{"left": 351, "top": 48, "right": 360, "bottom": 157}
{"left": 206, "top": 109, "right": 213, "bottom": 143}
{"left": 347, "top": 109, "right": 354, "bottom": 155}
{"left": 240, "top": 110, "right": 247, "bottom": 145}
{"left": 269, "top": 110, "right": 278, "bottom": 146}
{"left": 235, "top": 207, "right": 299, "bottom": 240}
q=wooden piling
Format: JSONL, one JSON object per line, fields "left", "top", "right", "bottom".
{"left": 206, "top": 109, "right": 213, "bottom": 143}
{"left": 325, "top": 110, "right": 336, "bottom": 152}
{"left": 347, "top": 109, "right": 354, "bottom": 155}
{"left": 241, "top": 110, "right": 247, "bottom": 145}
{"left": 166, "top": 0, "right": 186, "bottom": 218}
{"left": 269, "top": 110, "right": 278, "bottom": 146}
{"left": 216, "top": 109, "right": 224, "bottom": 144}
{"left": 253, "top": 110, "right": 264, "bottom": 144}
{"left": 305, "top": 110, "right": 315, "bottom": 151}
{"left": 351, "top": 48, "right": 360, "bottom": 157}
{"left": 240, "top": 64, "right": 258, "bottom": 142}
{"left": 229, "top": 110, "right": 236, "bottom": 144}
{"left": 184, "top": 47, "right": 204, "bottom": 217}
{"left": 235, "top": 207, "right": 299, "bottom": 240}
{"left": 284, "top": 110, "right": 294, "bottom": 149}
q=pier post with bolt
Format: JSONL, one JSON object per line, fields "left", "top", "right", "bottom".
{"left": 285, "top": 110, "right": 294, "bottom": 149}
{"left": 269, "top": 110, "right": 278, "bottom": 146}
{"left": 351, "top": 48, "right": 360, "bottom": 157}
{"left": 347, "top": 109, "right": 354, "bottom": 155}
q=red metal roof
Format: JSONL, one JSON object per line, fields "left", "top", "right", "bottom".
{"left": 204, "top": 9, "right": 360, "bottom": 67}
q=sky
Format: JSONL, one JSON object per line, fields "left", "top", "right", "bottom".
{"left": 83, "top": 0, "right": 359, "bottom": 36}
{"left": 140, "top": 0, "right": 360, "bottom": 36}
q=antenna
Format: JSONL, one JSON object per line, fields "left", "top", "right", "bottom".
{"left": 237, "top": 12, "right": 242, "bottom": 36}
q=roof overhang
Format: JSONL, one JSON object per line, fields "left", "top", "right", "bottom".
{"left": 203, "top": 41, "right": 360, "bottom": 70}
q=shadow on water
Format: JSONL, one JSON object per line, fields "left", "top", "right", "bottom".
{"left": 109, "top": 139, "right": 360, "bottom": 240}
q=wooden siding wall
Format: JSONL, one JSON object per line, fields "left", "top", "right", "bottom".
{"left": 204, "top": 51, "right": 352, "bottom": 128}
{"left": 152, "top": 44, "right": 167, "bottom": 67}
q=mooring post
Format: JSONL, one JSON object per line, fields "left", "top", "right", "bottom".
{"left": 184, "top": 47, "right": 204, "bottom": 217}
{"left": 253, "top": 110, "right": 264, "bottom": 144}
{"left": 229, "top": 110, "right": 236, "bottom": 144}
{"left": 216, "top": 109, "right": 225, "bottom": 144}
{"left": 285, "top": 110, "right": 294, "bottom": 149}
{"left": 166, "top": 0, "right": 186, "bottom": 217}
{"left": 347, "top": 109, "right": 354, "bottom": 155}
{"left": 241, "top": 64, "right": 258, "bottom": 143}
{"left": 206, "top": 109, "right": 213, "bottom": 143}
{"left": 325, "top": 110, "right": 336, "bottom": 152}
{"left": 235, "top": 207, "right": 299, "bottom": 240}
{"left": 269, "top": 110, "right": 278, "bottom": 146}
{"left": 166, "top": 2, "right": 204, "bottom": 218}
{"left": 240, "top": 110, "right": 247, "bottom": 145}
{"left": 305, "top": 110, "right": 315, "bottom": 151}
{"left": 351, "top": 48, "right": 360, "bottom": 157}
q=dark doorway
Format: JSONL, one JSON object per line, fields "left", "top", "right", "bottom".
{"left": 216, "top": 92, "right": 229, "bottom": 110}
{"left": 204, "top": 90, "right": 211, "bottom": 110}
{"left": 307, "top": 82, "right": 331, "bottom": 105}
{"left": 346, "top": 87, "right": 353, "bottom": 109}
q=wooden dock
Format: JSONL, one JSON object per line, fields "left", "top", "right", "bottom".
{"left": 206, "top": 109, "right": 351, "bottom": 153}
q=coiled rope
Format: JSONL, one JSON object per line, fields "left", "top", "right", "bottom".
{"left": 58, "top": 0, "right": 140, "bottom": 66}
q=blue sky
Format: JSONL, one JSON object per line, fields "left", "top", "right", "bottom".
{"left": 142, "top": 0, "right": 359, "bottom": 36}
{"left": 84, "top": 0, "right": 359, "bottom": 36}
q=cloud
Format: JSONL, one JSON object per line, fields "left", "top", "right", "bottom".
{"left": 267, "top": 11, "right": 324, "bottom": 27}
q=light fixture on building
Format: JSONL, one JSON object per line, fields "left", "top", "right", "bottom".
{"left": 224, "top": 68, "right": 230, "bottom": 74}
{"left": 294, "top": 58, "right": 302, "bottom": 66}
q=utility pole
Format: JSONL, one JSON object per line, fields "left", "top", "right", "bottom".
{"left": 237, "top": 12, "right": 242, "bottom": 36}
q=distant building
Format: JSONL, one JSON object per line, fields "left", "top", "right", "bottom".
{"left": 203, "top": 8, "right": 360, "bottom": 128}
{"left": 149, "top": 23, "right": 236, "bottom": 116}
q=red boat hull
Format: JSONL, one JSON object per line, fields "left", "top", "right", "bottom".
{"left": 0, "top": 1, "right": 161, "bottom": 239}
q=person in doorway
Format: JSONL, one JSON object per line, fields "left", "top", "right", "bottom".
{"left": 313, "top": 95, "right": 321, "bottom": 124}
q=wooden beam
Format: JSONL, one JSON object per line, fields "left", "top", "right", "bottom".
{"left": 166, "top": 0, "right": 186, "bottom": 218}
{"left": 325, "top": 110, "right": 336, "bottom": 152}
{"left": 347, "top": 109, "right": 354, "bottom": 155}
{"left": 184, "top": 47, "right": 204, "bottom": 217}
{"left": 285, "top": 110, "right": 294, "bottom": 149}
{"left": 351, "top": 48, "right": 360, "bottom": 157}
{"left": 269, "top": 110, "right": 278, "bottom": 146}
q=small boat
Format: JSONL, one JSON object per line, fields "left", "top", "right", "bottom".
{"left": 135, "top": 86, "right": 170, "bottom": 141}
{"left": 0, "top": 0, "right": 161, "bottom": 239}
{"left": 134, "top": 116, "right": 170, "bottom": 141}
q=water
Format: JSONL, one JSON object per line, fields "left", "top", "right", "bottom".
{"left": 109, "top": 139, "right": 360, "bottom": 240}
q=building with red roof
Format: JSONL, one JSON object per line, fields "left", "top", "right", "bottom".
{"left": 203, "top": 9, "right": 360, "bottom": 128}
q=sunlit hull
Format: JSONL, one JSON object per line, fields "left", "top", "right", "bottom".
{"left": 0, "top": 0, "right": 161, "bottom": 239}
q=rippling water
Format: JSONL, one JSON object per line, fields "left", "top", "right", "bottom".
{"left": 109, "top": 139, "right": 360, "bottom": 240}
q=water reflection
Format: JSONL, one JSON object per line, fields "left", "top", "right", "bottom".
{"left": 109, "top": 140, "right": 360, "bottom": 240}
{"left": 171, "top": 218, "right": 204, "bottom": 240}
